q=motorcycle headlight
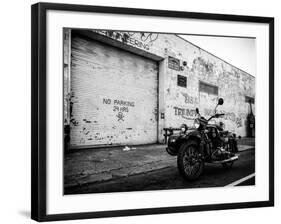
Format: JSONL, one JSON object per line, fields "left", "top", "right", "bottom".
{"left": 180, "top": 124, "right": 188, "bottom": 133}
{"left": 194, "top": 119, "right": 200, "bottom": 129}
{"left": 170, "top": 138, "right": 176, "bottom": 143}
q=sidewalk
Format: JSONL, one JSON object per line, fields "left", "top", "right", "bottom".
{"left": 237, "top": 137, "right": 255, "bottom": 147}
{"left": 64, "top": 138, "right": 255, "bottom": 188}
{"left": 237, "top": 137, "right": 255, "bottom": 152}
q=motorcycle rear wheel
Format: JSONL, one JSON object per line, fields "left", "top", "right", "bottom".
{"left": 177, "top": 140, "right": 204, "bottom": 180}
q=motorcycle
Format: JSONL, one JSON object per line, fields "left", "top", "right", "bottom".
{"left": 166, "top": 98, "right": 239, "bottom": 180}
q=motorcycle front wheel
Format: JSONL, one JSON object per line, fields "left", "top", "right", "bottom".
{"left": 177, "top": 140, "right": 204, "bottom": 180}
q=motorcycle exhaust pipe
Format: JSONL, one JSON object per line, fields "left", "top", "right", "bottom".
{"left": 211, "top": 155, "right": 239, "bottom": 164}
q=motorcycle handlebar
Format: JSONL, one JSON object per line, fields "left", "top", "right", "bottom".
{"left": 207, "top": 113, "right": 225, "bottom": 121}
{"left": 217, "top": 113, "right": 225, "bottom": 116}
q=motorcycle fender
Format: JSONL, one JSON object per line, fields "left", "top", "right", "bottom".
{"left": 184, "top": 130, "right": 201, "bottom": 139}
{"left": 182, "top": 131, "right": 203, "bottom": 154}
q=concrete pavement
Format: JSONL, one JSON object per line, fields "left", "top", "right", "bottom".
{"left": 64, "top": 144, "right": 176, "bottom": 188}
{"left": 64, "top": 138, "right": 255, "bottom": 189}
{"left": 65, "top": 149, "right": 255, "bottom": 194}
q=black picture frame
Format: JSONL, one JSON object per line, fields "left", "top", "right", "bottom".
{"left": 31, "top": 2, "right": 274, "bottom": 222}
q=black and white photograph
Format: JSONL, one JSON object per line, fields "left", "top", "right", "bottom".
{"left": 63, "top": 29, "right": 256, "bottom": 194}
{"left": 29, "top": 2, "right": 274, "bottom": 222}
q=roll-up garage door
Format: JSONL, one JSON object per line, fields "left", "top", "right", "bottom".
{"left": 70, "top": 34, "right": 158, "bottom": 147}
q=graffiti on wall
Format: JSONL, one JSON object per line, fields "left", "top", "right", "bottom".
{"left": 128, "top": 32, "right": 159, "bottom": 43}
{"left": 103, "top": 98, "right": 135, "bottom": 122}
{"left": 204, "top": 108, "right": 246, "bottom": 128}
{"left": 192, "top": 57, "right": 214, "bottom": 74}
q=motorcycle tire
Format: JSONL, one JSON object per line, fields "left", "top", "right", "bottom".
{"left": 177, "top": 140, "right": 204, "bottom": 180}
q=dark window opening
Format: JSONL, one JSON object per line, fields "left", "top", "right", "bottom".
{"left": 199, "top": 81, "right": 218, "bottom": 95}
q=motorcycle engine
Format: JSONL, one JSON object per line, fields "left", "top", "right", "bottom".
{"left": 207, "top": 127, "right": 222, "bottom": 151}
{"left": 207, "top": 127, "right": 218, "bottom": 139}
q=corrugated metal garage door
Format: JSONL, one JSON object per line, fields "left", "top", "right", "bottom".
{"left": 70, "top": 34, "right": 158, "bottom": 147}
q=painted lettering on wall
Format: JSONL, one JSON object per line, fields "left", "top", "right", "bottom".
{"left": 103, "top": 98, "right": 135, "bottom": 122}
{"left": 95, "top": 30, "right": 152, "bottom": 51}
{"left": 173, "top": 106, "right": 197, "bottom": 120}
{"left": 181, "top": 92, "right": 199, "bottom": 105}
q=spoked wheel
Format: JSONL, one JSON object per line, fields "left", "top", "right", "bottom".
{"left": 177, "top": 140, "right": 204, "bottom": 180}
